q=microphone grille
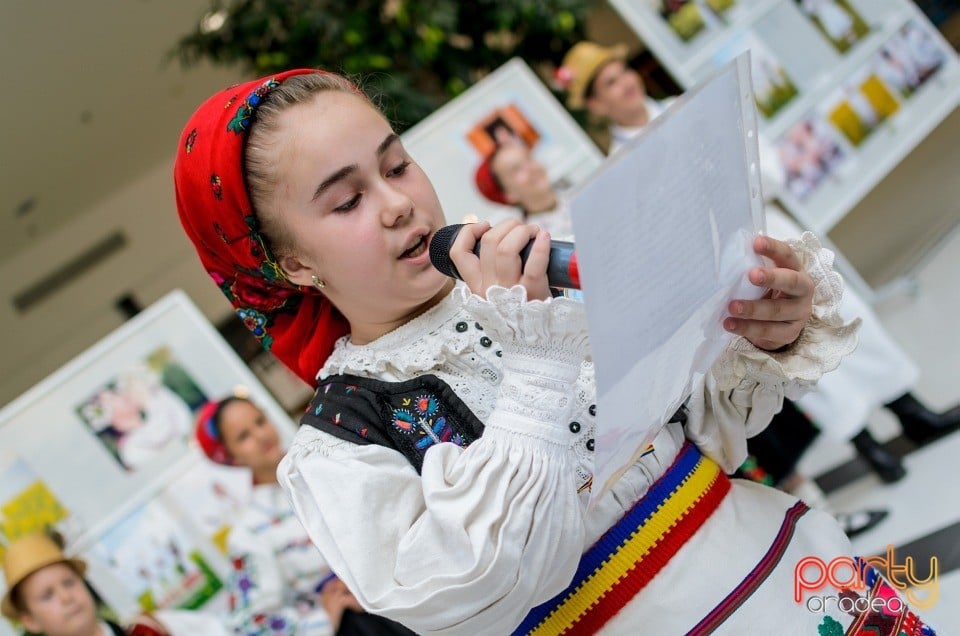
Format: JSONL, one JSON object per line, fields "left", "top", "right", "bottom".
{"left": 429, "top": 224, "right": 463, "bottom": 280}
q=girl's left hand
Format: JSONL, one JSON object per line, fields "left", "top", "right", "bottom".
{"left": 724, "top": 235, "right": 814, "bottom": 351}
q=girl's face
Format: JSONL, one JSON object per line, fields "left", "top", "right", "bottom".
{"left": 491, "top": 145, "right": 552, "bottom": 207}
{"left": 267, "top": 91, "right": 452, "bottom": 340}
{"left": 587, "top": 59, "right": 647, "bottom": 124}
{"left": 218, "top": 400, "right": 284, "bottom": 472}
{"left": 18, "top": 562, "right": 98, "bottom": 636}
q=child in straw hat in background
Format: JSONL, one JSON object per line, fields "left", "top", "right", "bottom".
{"left": 2, "top": 532, "right": 225, "bottom": 636}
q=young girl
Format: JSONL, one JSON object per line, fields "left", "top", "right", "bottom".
{"left": 173, "top": 69, "right": 932, "bottom": 634}
{"left": 474, "top": 143, "right": 573, "bottom": 239}
{"left": 195, "top": 395, "right": 413, "bottom": 636}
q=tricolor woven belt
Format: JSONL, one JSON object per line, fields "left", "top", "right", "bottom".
{"left": 515, "top": 441, "right": 730, "bottom": 635}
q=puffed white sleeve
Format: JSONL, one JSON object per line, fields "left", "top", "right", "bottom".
{"left": 684, "top": 232, "right": 861, "bottom": 472}
{"left": 278, "top": 287, "right": 591, "bottom": 636}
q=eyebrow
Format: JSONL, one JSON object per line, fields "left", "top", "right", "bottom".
{"left": 378, "top": 133, "right": 400, "bottom": 156}
{"left": 311, "top": 133, "right": 401, "bottom": 201}
{"left": 312, "top": 165, "right": 355, "bottom": 201}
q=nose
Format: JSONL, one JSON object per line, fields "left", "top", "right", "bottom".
{"left": 57, "top": 586, "right": 75, "bottom": 605}
{"left": 379, "top": 180, "right": 414, "bottom": 228}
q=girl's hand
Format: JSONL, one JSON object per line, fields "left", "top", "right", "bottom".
{"left": 449, "top": 219, "right": 552, "bottom": 301}
{"left": 320, "top": 578, "right": 364, "bottom": 630}
{"left": 724, "top": 235, "right": 814, "bottom": 351}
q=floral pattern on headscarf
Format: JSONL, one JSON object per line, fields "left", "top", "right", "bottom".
{"left": 174, "top": 70, "right": 351, "bottom": 385}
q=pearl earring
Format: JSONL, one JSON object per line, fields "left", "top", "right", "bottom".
{"left": 311, "top": 275, "right": 325, "bottom": 290}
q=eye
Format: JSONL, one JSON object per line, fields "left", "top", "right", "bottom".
{"left": 387, "top": 161, "right": 410, "bottom": 178}
{"left": 334, "top": 193, "right": 361, "bottom": 213}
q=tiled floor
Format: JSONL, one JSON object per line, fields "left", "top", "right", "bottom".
{"left": 797, "top": 227, "right": 960, "bottom": 631}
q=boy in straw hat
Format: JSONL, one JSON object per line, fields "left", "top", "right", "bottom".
{"left": 1, "top": 533, "right": 227, "bottom": 636}
{"left": 558, "top": 41, "right": 674, "bottom": 154}
{"left": 2, "top": 532, "right": 122, "bottom": 636}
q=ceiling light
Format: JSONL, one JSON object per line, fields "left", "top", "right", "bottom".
{"left": 200, "top": 10, "right": 228, "bottom": 34}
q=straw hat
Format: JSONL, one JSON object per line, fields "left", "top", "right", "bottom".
{"left": 1, "top": 534, "right": 87, "bottom": 619}
{"left": 558, "top": 41, "right": 629, "bottom": 109}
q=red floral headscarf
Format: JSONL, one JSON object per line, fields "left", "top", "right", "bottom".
{"left": 475, "top": 153, "right": 509, "bottom": 205}
{"left": 174, "top": 69, "right": 350, "bottom": 386}
{"left": 194, "top": 400, "right": 231, "bottom": 465}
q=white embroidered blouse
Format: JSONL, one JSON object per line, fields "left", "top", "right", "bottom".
{"left": 278, "top": 232, "right": 858, "bottom": 635}
{"left": 227, "top": 483, "right": 333, "bottom": 636}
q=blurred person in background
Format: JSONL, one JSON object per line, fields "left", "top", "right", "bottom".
{"left": 195, "top": 395, "right": 414, "bottom": 636}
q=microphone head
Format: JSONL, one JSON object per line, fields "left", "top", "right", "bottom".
{"left": 429, "top": 224, "right": 464, "bottom": 280}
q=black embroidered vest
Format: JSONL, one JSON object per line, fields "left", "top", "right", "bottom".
{"left": 301, "top": 373, "right": 688, "bottom": 473}
{"left": 300, "top": 374, "right": 485, "bottom": 473}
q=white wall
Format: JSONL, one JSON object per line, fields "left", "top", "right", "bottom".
{"left": 1, "top": 161, "right": 233, "bottom": 406}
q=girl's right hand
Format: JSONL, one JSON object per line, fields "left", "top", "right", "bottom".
{"left": 449, "top": 219, "right": 552, "bottom": 301}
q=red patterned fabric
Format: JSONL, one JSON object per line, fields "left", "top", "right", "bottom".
{"left": 173, "top": 69, "right": 350, "bottom": 385}
{"left": 194, "top": 400, "right": 231, "bottom": 465}
{"left": 126, "top": 622, "right": 168, "bottom": 636}
{"left": 474, "top": 154, "right": 509, "bottom": 205}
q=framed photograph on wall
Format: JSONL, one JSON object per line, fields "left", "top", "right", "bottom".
{"left": 823, "top": 67, "right": 901, "bottom": 147}
{"left": 84, "top": 498, "right": 223, "bottom": 613}
{"left": 0, "top": 290, "right": 294, "bottom": 536}
{"left": 74, "top": 347, "right": 205, "bottom": 472}
{"left": 607, "top": 0, "right": 759, "bottom": 86}
{"left": 775, "top": 115, "right": 848, "bottom": 201}
{"left": 873, "top": 20, "right": 948, "bottom": 99}
{"left": 402, "top": 57, "right": 604, "bottom": 226}
{"left": 0, "top": 455, "right": 84, "bottom": 559}
{"left": 793, "top": 0, "right": 871, "bottom": 54}
{"left": 712, "top": 31, "right": 800, "bottom": 119}
{"left": 465, "top": 103, "right": 541, "bottom": 157}
{"left": 0, "top": 290, "right": 296, "bottom": 623}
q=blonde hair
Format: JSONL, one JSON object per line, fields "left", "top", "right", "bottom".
{"left": 243, "top": 73, "right": 372, "bottom": 257}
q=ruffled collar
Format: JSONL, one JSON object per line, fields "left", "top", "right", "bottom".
{"left": 319, "top": 284, "right": 477, "bottom": 378}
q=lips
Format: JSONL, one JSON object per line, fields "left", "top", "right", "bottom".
{"left": 399, "top": 231, "right": 429, "bottom": 259}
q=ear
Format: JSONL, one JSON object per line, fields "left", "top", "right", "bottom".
{"left": 279, "top": 254, "right": 315, "bottom": 288}
{"left": 20, "top": 612, "right": 41, "bottom": 633}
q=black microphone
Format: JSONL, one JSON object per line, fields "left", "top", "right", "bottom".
{"left": 429, "top": 224, "right": 580, "bottom": 289}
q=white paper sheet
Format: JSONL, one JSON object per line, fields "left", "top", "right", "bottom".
{"left": 569, "top": 54, "right": 767, "bottom": 503}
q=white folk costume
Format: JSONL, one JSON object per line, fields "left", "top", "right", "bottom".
{"left": 764, "top": 210, "right": 919, "bottom": 439}
{"left": 278, "top": 241, "right": 932, "bottom": 634}
{"left": 607, "top": 97, "right": 674, "bottom": 156}
{"left": 226, "top": 483, "right": 334, "bottom": 636}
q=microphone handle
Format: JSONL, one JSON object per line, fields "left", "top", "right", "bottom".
{"left": 470, "top": 239, "right": 579, "bottom": 290}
